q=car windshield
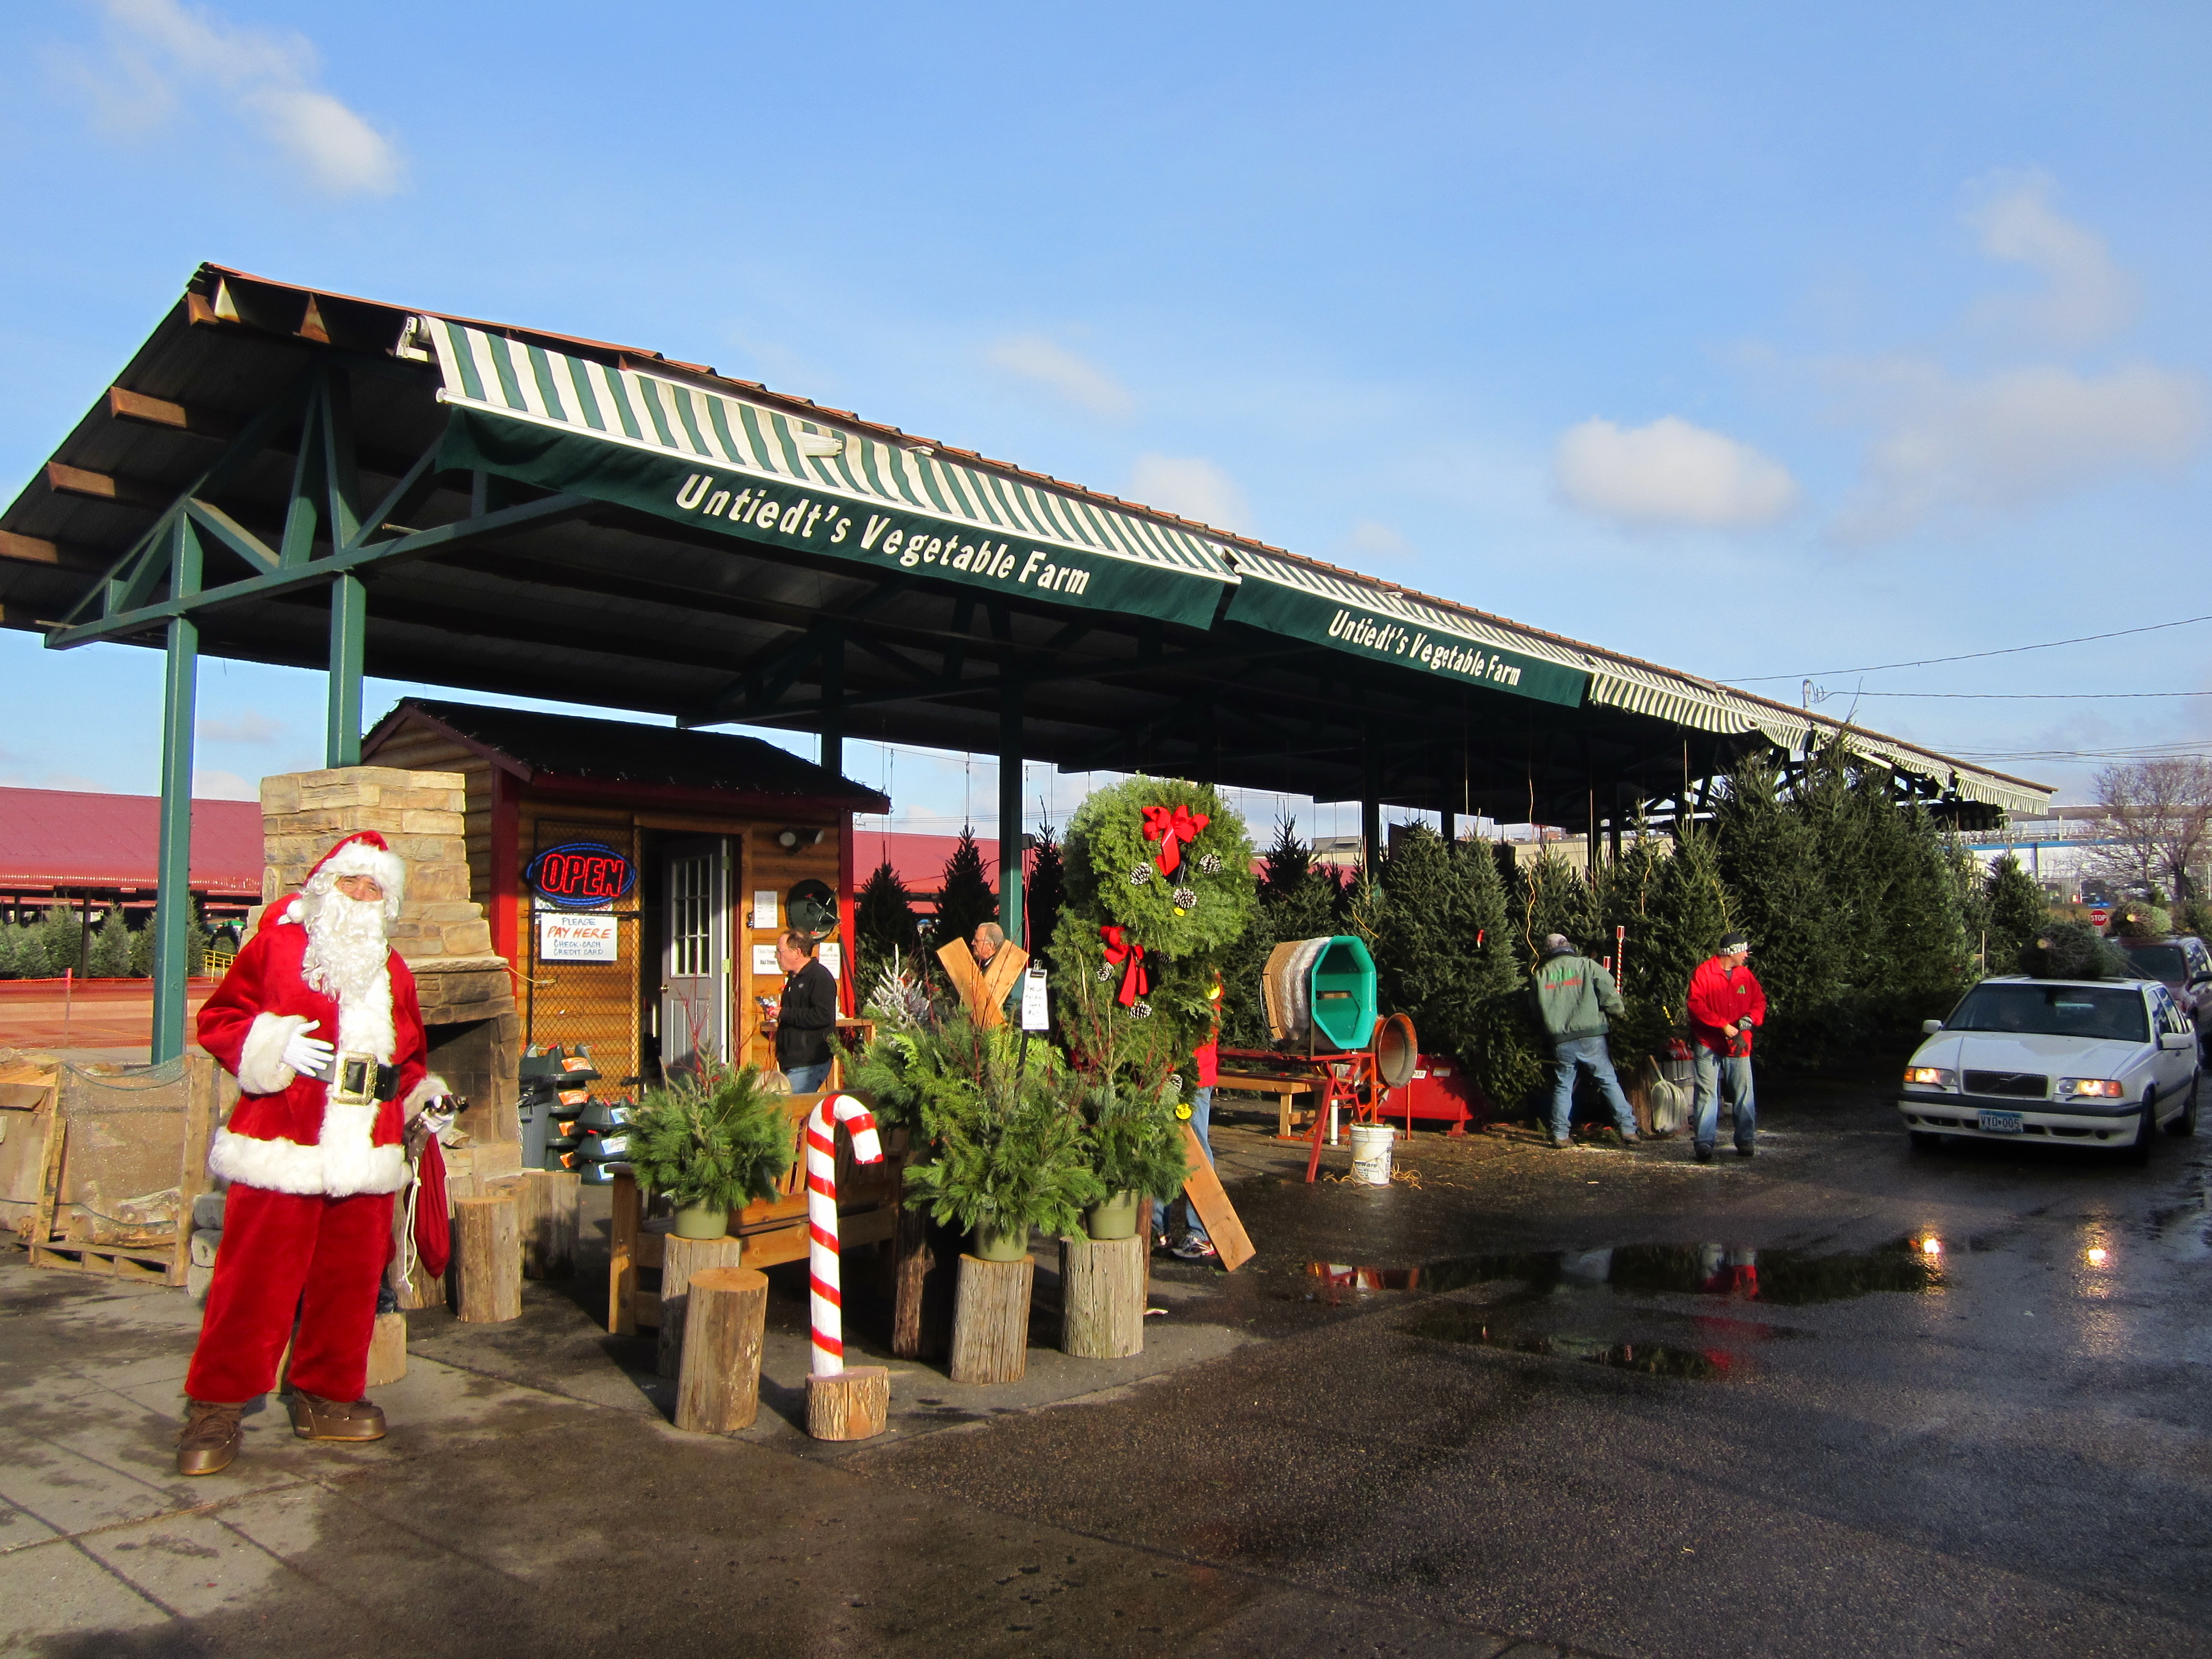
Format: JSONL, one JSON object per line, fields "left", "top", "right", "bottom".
{"left": 2119, "top": 944, "right": 2188, "bottom": 983}
{"left": 1948, "top": 984, "right": 2148, "bottom": 1043}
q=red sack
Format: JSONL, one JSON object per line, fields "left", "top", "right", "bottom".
{"left": 413, "top": 1137, "right": 451, "bottom": 1279}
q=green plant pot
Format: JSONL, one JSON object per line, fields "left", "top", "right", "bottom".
{"left": 672, "top": 1201, "right": 728, "bottom": 1240}
{"left": 972, "top": 1224, "right": 1031, "bottom": 1262}
{"left": 1084, "top": 1190, "right": 1140, "bottom": 1240}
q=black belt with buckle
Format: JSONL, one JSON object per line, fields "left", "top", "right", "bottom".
{"left": 326, "top": 1052, "right": 402, "bottom": 1106}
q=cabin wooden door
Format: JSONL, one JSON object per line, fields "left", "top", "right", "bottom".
{"left": 660, "top": 838, "right": 727, "bottom": 1074}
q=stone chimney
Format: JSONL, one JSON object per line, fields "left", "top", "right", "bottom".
{"left": 257, "top": 767, "right": 519, "bottom": 1139}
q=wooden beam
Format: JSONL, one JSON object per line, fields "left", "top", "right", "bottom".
{"left": 107, "top": 387, "right": 244, "bottom": 442}
{"left": 44, "top": 462, "right": 171, "bottom": 511}
{"left": 0, "top": 532, "right": 108, "bottom": 573}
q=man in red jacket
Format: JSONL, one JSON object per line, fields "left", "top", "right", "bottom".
{"left": 1686, "top": 930, "right": 1766, "bottom": 1164}
{"left": 177, "top": 831, "right": 438, "bottom": 1475}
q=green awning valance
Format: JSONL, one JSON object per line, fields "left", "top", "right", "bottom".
{"left": 1222, "top": 547, "right": 1589, "bottom": 707}
{"left": 428, "top": 320, "right": 1236, "bottom": 629}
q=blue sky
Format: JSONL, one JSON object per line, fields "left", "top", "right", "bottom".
{"left": 3, "top": 1, "right": 2206, "bottom": 825}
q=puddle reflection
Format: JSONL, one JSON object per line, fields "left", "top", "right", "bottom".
{"left": 1404, "top": 1237, "right": 1943, "bottom": 1305}
{"left": 1403, "top": 1307, "right": 1750, "bottom": 1379}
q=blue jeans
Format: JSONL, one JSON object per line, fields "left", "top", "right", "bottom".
{"left": 784, "top": 1060, "right": 831, "bottom": 1093}
{"left": 1549, "top": 1035, "right": 1637, "bottom": 1140}
{"left": 1692, "top": 1048, "right": 1755, "bottom": 1151}
{"left": 1163, "top": 1087, "right": 1212, "bottom": 1242}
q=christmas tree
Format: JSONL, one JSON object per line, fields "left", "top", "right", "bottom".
{"left": 1025, "top": 828, "right": 1066, "bottom": 966}
{"left": 930, "top": 828, "right": 1000, "bottom": 964}
{"left": 853, "top": 859, "right": 922, "bottom": 992}
{"left": 1984, "top": 853, "right": 2048, "bottom": 975}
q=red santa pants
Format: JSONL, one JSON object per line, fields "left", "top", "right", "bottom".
{"left": 185, "top": 1184, "right": 394, "bottom": 1405}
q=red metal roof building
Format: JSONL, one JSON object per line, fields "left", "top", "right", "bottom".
{"left": 0, "top": 787, "right": 262, "bottom": 919}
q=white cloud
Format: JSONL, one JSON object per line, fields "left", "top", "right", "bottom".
{"left": 985, "top": 335, "right": 1135, "bottom": 419}
{"left": 1967, "top": 177, "right": 2135, "bottom": 348}
{"left": 1127, "top": 454, "right": 1250, "bottom": 534}
{"left": 192, "top": 768, "right": 258, "bottom": 800}
{"left": 1832, "top": 358, "right": 2205, "bottom": 542}
{"left": 54, "top": 0, "right": 402, "bottom": 197}
{"left": 1339, "top": 520, "right": 1418, "bottom": 564}
{"left": 198, "top": 711, "right": 281, "bottom": 744}
{"left": 1553, "top": 416, "right": 1800, "bottom": 529}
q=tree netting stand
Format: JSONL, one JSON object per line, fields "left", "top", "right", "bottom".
{"left": 30, "top": 1055, "right": 218, "bottom": 1285}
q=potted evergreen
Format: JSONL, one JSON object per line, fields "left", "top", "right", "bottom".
{"left": 625, "top": 1063, "right": 795, "bottom": 1239}
{"left": 1053, "top": 955, "right": 1190, "bottom": 1240}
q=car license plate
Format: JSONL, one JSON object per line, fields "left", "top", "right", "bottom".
{"left": 1977, "top": 1110, "right": 2023, "bottom": 1134}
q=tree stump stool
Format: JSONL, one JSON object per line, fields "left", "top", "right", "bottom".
{"left": 659, "top": 1233, "right": 745, "bottom": 1378}
{"left": 950, "top": 1252, "right": 1033, "bottom": 1384}
{"left": 807, "top": 1366, "right": 890, "bottom": 1441}
{"left": 1061, "top": 1234, "right": 1145, "bottom": 1358}
{"left": 453, "top": 1192, "right": 521, "bottom": 1323}
{"left": 893, "top": 1204, "right": 959, "bottom": 1360}
{"left": 365, "top": 1310, "right": 409, "bottom": 1389}
{"left": 515, "top": 1169, "right": 581, "bottom": 1280}
{"left": 674, "top": 1266, "right": 769, "bottom": 1434}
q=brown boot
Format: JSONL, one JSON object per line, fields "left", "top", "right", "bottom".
{"left": 288, "top": 1392, "right": 387, "bottom": 1442}
{"left": 176, "top": 1399, "right": 244, "bottom": 1477}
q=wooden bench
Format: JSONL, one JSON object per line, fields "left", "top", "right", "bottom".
{"left": 1214, "top": 1071, "right": 1321, "bottom": 1141}
{"left": 608, "top": 1091, "right": 905, "bottom": 1334}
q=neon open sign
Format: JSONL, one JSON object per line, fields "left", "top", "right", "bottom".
{"left": 526, "top": 842, "right": 638, "bottom": 910}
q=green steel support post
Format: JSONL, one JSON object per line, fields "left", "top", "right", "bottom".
{"left": 152, "top": 519, "right": 204, "bottom": 1065}
{"left": 819, "top": 627, "right": 844, "bottom": 778}
{"left": 1441, "top": 806, "right": 1455, "bottom": 845}
{"left": 1361, "top": 736, "right": 1382, "bottom": 871}
{"left": 998, "top": 681, "right": 1024, "bottom": 947}
{"left": 326, "top": 572, "right": 366, "bottom": 766}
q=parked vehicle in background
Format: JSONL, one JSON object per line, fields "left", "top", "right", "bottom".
{"left": 2109, "top": 935, "right": 2212, "bottom": 1058}
{"left": 1897, "top": 976, "right": 2200, "bottom": 1164}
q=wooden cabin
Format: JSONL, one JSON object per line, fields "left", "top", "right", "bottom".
{"left": 361, "top": 699, "right": 888, "bottom": 1098}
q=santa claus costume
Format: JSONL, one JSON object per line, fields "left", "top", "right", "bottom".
{"left": 179, "top": 831, "right": 438, "bottom": 1475}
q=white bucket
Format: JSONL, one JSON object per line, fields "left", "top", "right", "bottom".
{"left": 1348, "top": 1123, "right": 1396, "bottom": 1186}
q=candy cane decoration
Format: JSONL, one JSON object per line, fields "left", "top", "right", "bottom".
{"left": 806, "top": 1093, "right": 883, "bottom": 1377}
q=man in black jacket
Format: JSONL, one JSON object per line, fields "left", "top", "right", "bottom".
{"left": 771, "top": 931, "right": 838, "bottom": 1092}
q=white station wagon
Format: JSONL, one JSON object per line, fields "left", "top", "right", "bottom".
{"left": 1897, "top": 975, "right": 2201, "bottom": 1162}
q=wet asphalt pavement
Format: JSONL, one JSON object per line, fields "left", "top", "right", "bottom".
{"left": 4, "top": 1077, "right": 2209, "bottom": 1657}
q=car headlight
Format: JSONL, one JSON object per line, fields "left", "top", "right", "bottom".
{"left": 1903, "top": 1067, "right": 1956, "bottom": 1088}
{"left": 2057, "top": 1078, "right": 2124, "bottom": 1098}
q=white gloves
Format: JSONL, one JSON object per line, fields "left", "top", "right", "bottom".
{"left": 283, "top": 1021, "right": 336, "bottom": 1079}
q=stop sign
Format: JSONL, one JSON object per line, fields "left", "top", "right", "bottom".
{"left": 2090, "top": 906, "right": 2111, "bottom": 928}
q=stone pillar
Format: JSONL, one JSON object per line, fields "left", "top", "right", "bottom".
{"left": 257, "top": 768, "right": 520, "bottom": 1144}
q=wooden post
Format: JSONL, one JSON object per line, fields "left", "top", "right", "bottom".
{"left": 399, "top": 1244, "right": 447, "bottom": 1310}
{"left": 892, "top": 1200, "right": 958, "bottom": 1361}
{"left": 1060, "top": 1234, "right": 1145, "bottom": 1359}
{"left": 658, "top": 1233, "right": 745, "bottom": 1379}
{"left": 452, "top": 1192, "right": 521, "bottom": 1322}
{"left": 609, "top": 1169, "right": 640, "bottom": 1334}
{"left": 515, "top": 1168, "right": 580, "bottom": 1280}
{"left": 950, "top": 1252, "right": 1032, "bottom": 1384}
{"left": 365, "top": 1311, "right": 408, "bottom": 1389}
{"left": 807, "top": 1366, "right": 889, "bottom": 1441}
{"left": 674, "top": 1266, "right": 768, "bottom": 1434}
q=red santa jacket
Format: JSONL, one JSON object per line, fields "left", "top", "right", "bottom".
{"left": 1686, "top": 956, "right": 1767, "bottom": 1057}
{"left": 197, "top": 896, "right": 429, "bottom": 1196}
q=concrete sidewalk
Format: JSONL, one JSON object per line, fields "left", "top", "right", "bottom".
{"left": 0, "top": 1135, "right": 1574, "bottom": 1659}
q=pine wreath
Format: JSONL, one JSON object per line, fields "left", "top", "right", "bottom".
{"left": 1063, "top": 775, "right": 1257, "bottom": 959}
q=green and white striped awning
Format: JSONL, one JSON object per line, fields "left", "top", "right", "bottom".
{"left": 1222, "top": 547, "right": 1590, "bottom": 706}
{"left": 419, "top": 317, "right": 2045, "bottom": 813}
{"left": 426, "top": 319, "right": 1236, "bottom": 628}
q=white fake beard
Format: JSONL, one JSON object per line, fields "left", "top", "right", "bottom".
{"left": 302, "top": 890, "right": 397, "bottom": 1062}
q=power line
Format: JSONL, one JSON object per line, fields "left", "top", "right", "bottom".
{"left": 1847, "top": 689, "right": 2212, "bottom": 700}
{"left": 1720, "top": 613, "right": 2212, "bottom": 683}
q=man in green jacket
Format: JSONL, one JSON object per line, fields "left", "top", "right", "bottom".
{"left": 1531, "top": 932, "right": 1642, "bottom": 1149}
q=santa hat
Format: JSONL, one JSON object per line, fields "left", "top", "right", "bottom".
{"left": 300, "top": 831, "right": 407, "bottom": 919}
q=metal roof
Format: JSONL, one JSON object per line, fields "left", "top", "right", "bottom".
{"left": 0, "top": 787, "right": 262, "bottom": 894}
{"left": 1, "top": 263, "right": 2052, "bottom": 823}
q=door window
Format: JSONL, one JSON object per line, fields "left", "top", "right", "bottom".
{"left": 670, "top": 854, "right": 716, "bottom": 977}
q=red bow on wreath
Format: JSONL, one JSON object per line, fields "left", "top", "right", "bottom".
{"left": 1141, "top": 804, "right": 1210, "bottom": 876}
{"left": 1100, "top": 925, "right": 1149, "bottom": 1008}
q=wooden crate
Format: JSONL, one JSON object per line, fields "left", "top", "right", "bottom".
{"left": 26, "top": 1055, "right": 220, "bottom": 1288}
{"left": 607, "top": 1093, "right": 905, "bottom": 1334}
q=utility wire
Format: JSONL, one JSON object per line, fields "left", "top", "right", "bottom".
{"left": 1846, "top": 690, "right": 2212, "bottom": 700}
{"left": 1721, "top": 613, "right": 2212, "bottom": 683}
